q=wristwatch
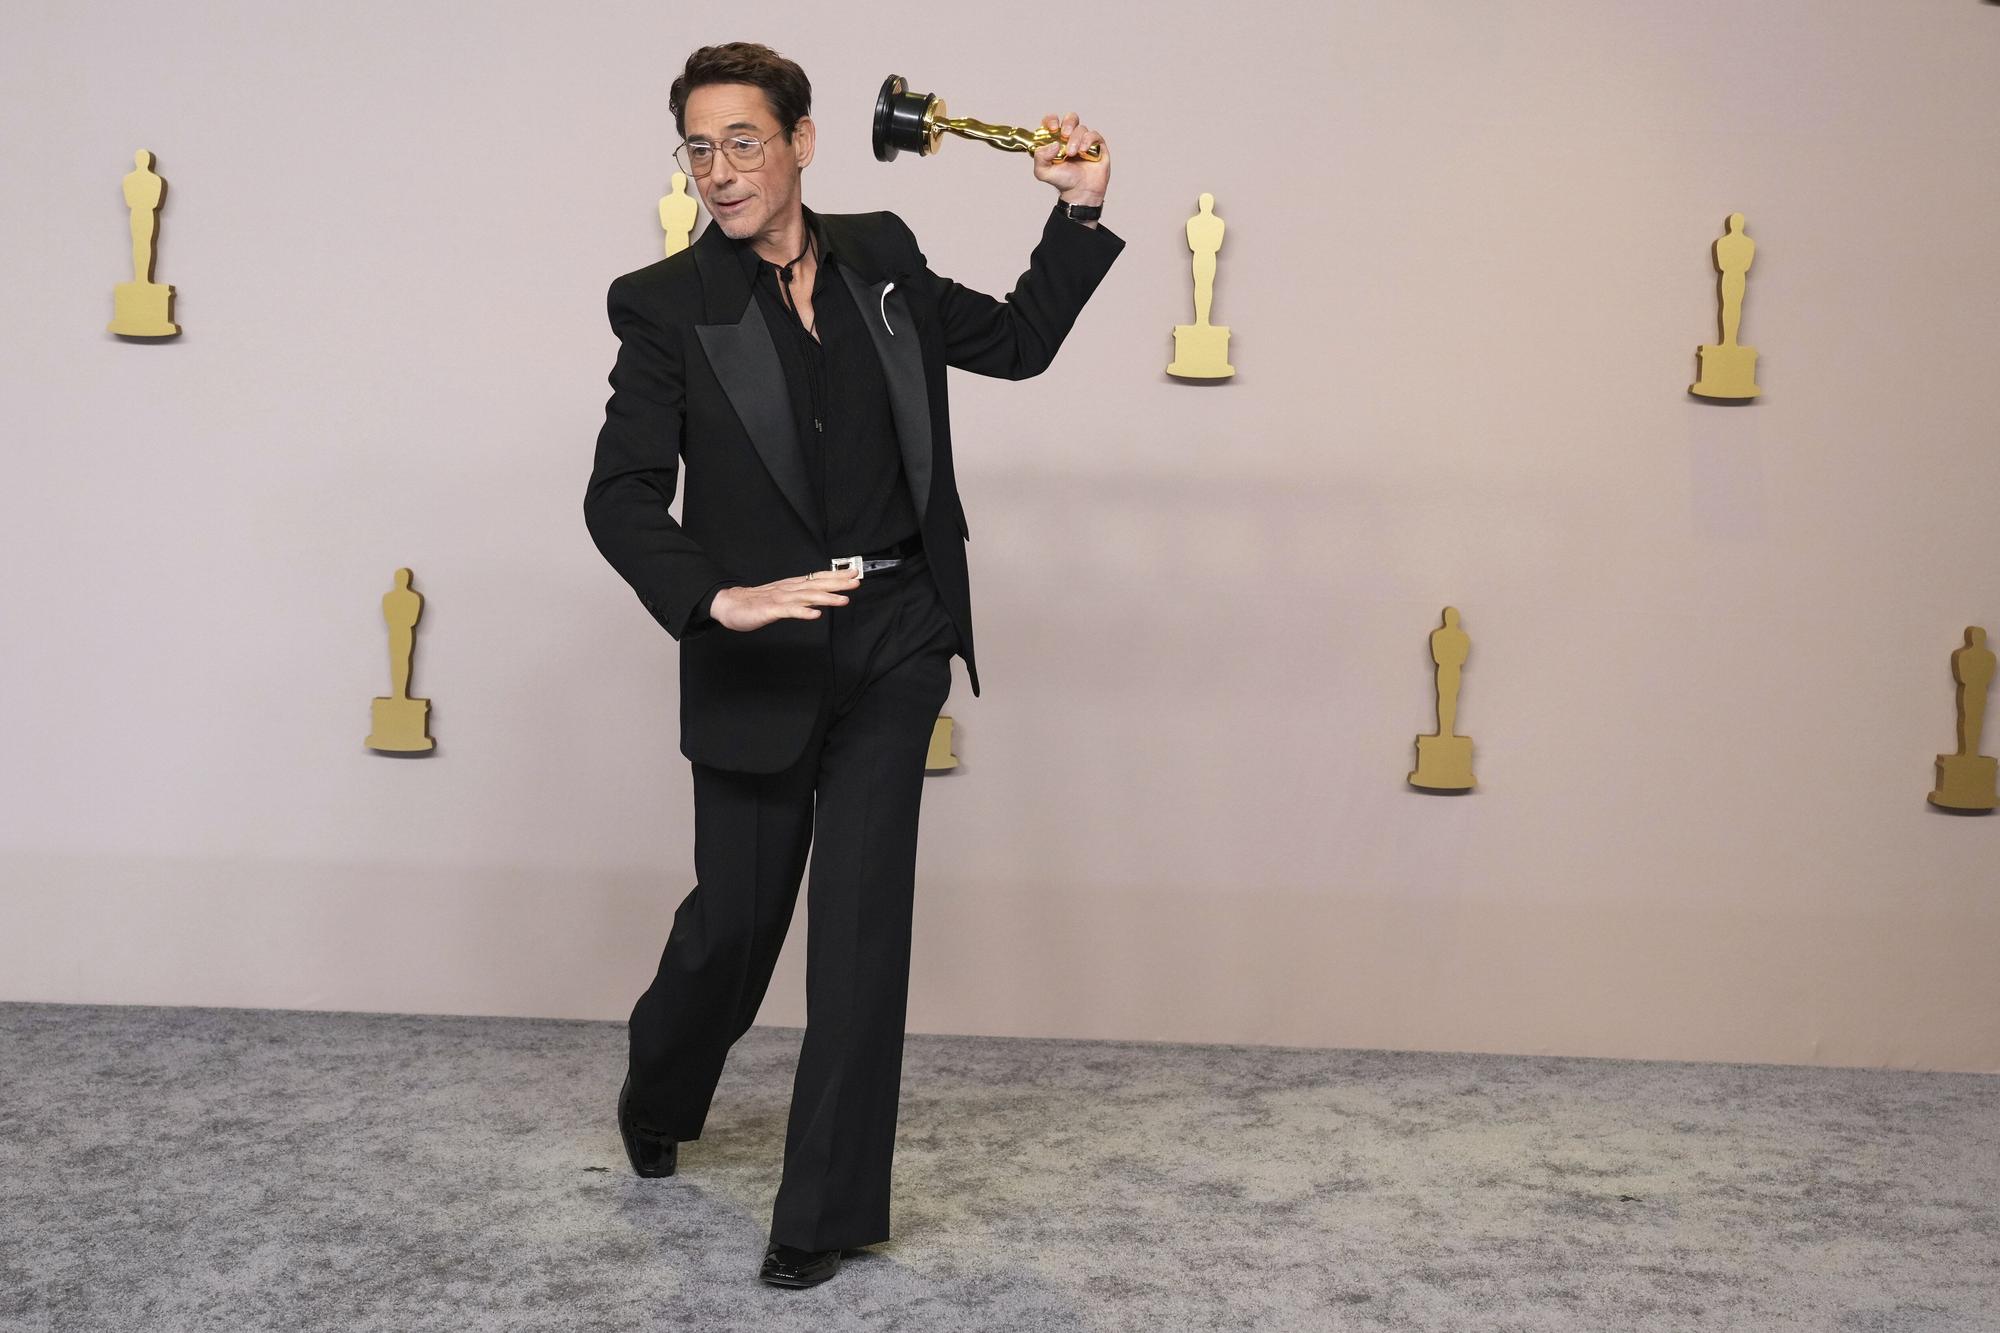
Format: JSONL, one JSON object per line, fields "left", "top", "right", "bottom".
{"left": 1060, "top": 199, "right": 1104, "bottom": 224}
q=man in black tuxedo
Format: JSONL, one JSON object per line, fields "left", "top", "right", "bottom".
{"left": 583, "top": 43, "right": 1122, "bottom": 1287}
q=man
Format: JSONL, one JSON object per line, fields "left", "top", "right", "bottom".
{"left": 582, "top": 43, "right": 1122, "bottom": 1288}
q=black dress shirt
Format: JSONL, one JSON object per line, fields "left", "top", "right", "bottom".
{"left": 689, "top": 209, "right": 921, "bottom": 630}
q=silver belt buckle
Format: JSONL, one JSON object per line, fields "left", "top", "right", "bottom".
{"left": 829, "top": 553, "right": 904, "bottom": 579}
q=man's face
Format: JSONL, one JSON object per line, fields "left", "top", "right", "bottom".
{"left": 680, "top": 82, "right": 814, "bottom": 242}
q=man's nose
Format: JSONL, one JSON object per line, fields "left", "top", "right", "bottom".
{"left": 708, "top": 156, "right": 738, "bottom": 189}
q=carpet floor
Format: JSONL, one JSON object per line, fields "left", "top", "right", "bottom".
{"left": 1, "top": 1001, "right": 1995, "bottom": 1331}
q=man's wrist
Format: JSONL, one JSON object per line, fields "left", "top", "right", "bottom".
{"left": 1056, "top": 191, "right": 1105, "bottom": 229}
{"left": 698, "top": 582, "right": 740, "bottom": 630}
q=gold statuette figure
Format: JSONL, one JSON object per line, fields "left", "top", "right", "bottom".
{"left": 1928, "top": 626, "right": 1997, "bottom": 812}
{"left": 926, "top": 715, "right": 959, "bottom": 772}
{"left": 1690, "top": 213, "right": 1759, "bottom": 400}
{"left": 366, "top": 568, "right": 434, "bottom": 753}
{"left": 660, "top": 171, "right": 698, "bottom": 257}
{"left": 1167, "top": 193, "right": 1234, "bottom": 379}
{"left": 1410, "top": 607, "right": 1475, "bottom": 792}
{"left": 108, "top": 150, "right": 180, "bottom": 338}
{"left": 872, "top": 75, "right": 1104, "bottom": 163}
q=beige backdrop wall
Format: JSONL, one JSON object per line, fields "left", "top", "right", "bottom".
{"left": 4, "top": 1, "right": 1996, "bottom": 1073}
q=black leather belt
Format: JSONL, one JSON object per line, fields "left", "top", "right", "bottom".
{"left": 829, "top": 533, "right": 923, "bottom": 578}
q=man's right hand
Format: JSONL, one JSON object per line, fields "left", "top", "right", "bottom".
{"left": 711, "top": 570, "right": 862, "bottom": 632}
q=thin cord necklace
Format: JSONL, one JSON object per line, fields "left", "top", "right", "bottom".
{"left": 775, "top": 230, "right": 816, "bottom": 336}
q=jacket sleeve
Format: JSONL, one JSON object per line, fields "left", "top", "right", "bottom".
{"left": 685, "top": 579, "right": 741, "bottom": 633}
{"left": 893, "top": 202, "right": 1124, "bottom": 380}
{"left": 583, "top": 273, "right": 735, "bottom": 641}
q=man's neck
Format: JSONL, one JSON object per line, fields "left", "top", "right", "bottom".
{"left": 748, "top": 204, "right": 811, "bottom": 268}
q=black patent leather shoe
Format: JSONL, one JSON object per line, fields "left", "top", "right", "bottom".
{"left": 759, "top": 1241, "right": 843, "bottom": 1287}
{"left": 617, "top": 1074, "right": 677, "bottom": 1178}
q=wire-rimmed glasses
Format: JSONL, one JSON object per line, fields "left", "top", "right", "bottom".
{"left": 675, "top": 131, "right": 785, "bottom": 178}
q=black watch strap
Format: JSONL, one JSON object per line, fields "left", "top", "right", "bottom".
{"left": 1060, "top": 200, "right": 1104, "bottom": 223}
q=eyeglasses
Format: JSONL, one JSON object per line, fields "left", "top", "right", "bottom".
{"left": 675, "top": 131, "right": 786, "bottom": 178}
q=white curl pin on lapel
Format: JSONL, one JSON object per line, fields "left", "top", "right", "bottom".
{"left": 880, "top": 282, "right": 896, "bottom": 336}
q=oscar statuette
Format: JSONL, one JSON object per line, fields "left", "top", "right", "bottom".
{"left": 873, "top": 75, "right": 1105, "bottom": 164}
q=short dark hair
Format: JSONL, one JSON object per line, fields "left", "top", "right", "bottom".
{"left": 669, "top": 43, "right": 811, "bottom": 140}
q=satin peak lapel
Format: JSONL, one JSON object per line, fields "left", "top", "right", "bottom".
{"left": 694, "top": 297, "right": 822, "bottom": 543}
{"left": 841, "top": 265, "right": 933, "bottom": 528}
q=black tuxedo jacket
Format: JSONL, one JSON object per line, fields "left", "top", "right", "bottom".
{"left": 585, "top": 203, "right": 1124, "bottom": 773}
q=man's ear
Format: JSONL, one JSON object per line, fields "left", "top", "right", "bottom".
{"left": 791, "top": 116, "right": 816, "bottom": 169}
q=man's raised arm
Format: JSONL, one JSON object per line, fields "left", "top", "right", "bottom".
{"left": 896, "top": 109, "right": 1123, "bottom": 380}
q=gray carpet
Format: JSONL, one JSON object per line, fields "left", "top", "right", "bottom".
{"left": 1, "top": 1002, "right": 1995, "bottom": 1332}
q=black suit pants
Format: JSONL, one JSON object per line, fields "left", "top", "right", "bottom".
{"left": 627, "top": 551, "right": 958, "bottom": 1252}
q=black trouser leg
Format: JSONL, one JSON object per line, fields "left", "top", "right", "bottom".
{"left": 626, "top": 737, "right": 819, "bottom": 1139}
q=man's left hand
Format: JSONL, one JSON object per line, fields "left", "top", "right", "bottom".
{"left": 1032, "top": 112, "right": 1110, "bottom": 208}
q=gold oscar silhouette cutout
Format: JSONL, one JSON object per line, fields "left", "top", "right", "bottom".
{"left": 659, "top": 171, "right": 698, "bottom": 257}
{"left": 366, "top": 568, "right": 434, "bottom": 753}
{"left": 1690, "top": 213, "right": 1760, "bottom": 399}
{"left": 925, "top": 715, "right": 958, "bottom": 772}
{"left": 1409, "top": 607, "right": 1475, "bottom": 792}
{"left": 1167, "top": 193, "right": 1233, "bottom": 379}
{"left": 1928, "top": 626, "right": 1997, "bottom": 812}
{"left": 108, "top": 150, "right": 179, "bottom": 337}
